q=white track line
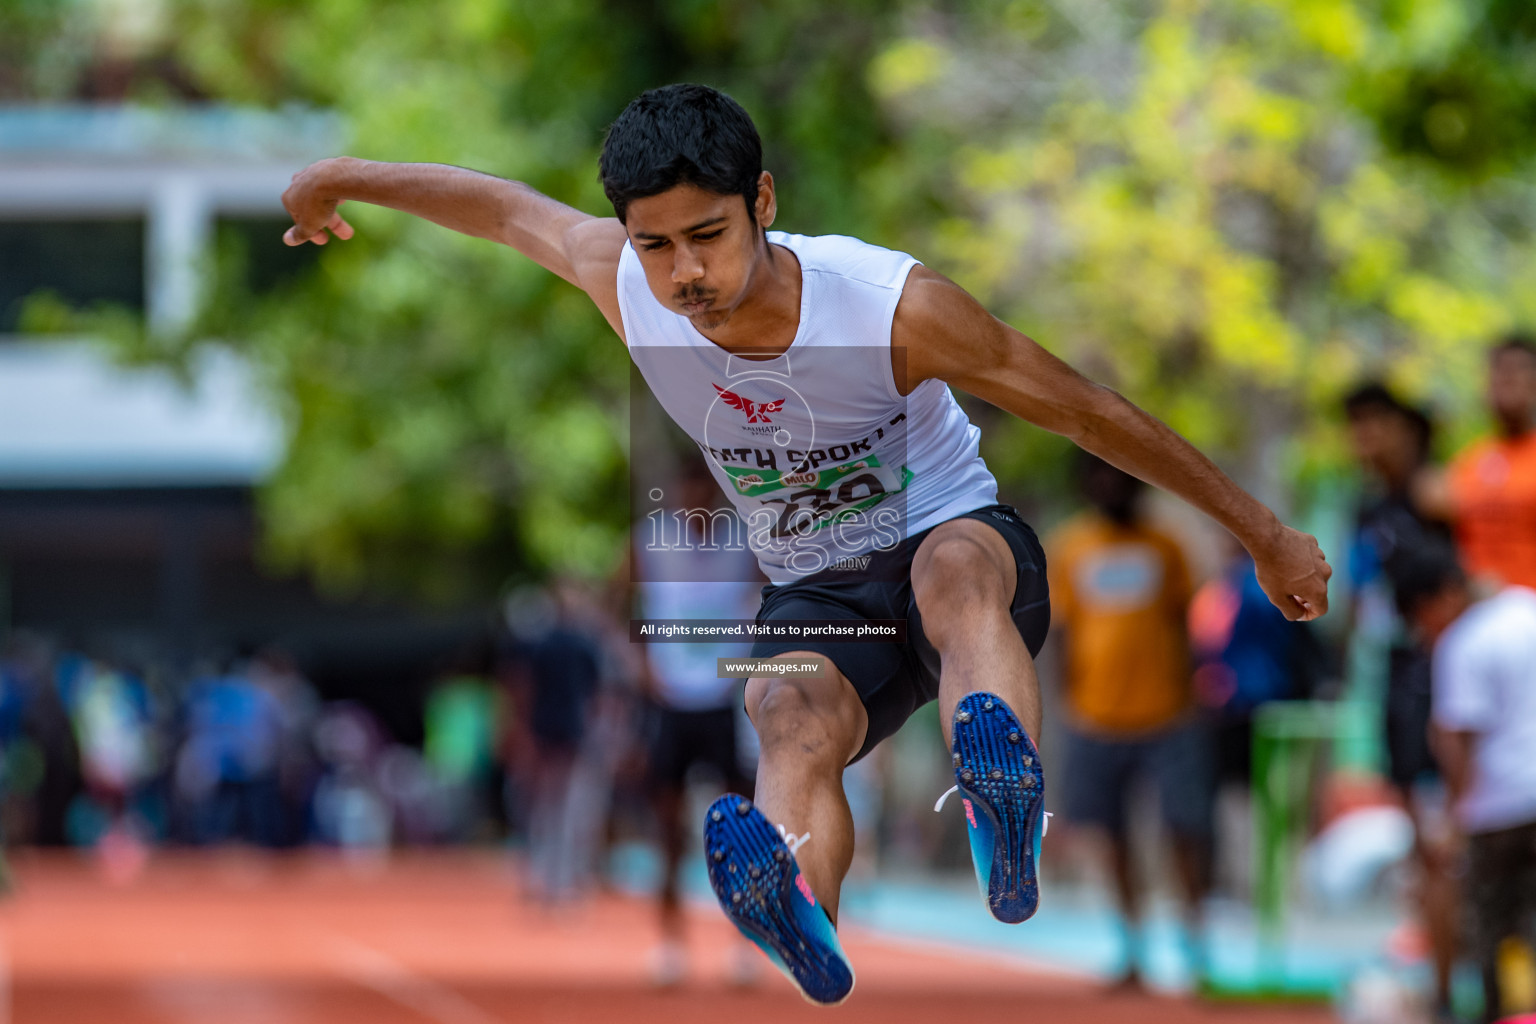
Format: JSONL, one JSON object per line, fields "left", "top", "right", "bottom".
{"left": 329, "top": 936, "right": 503, "bottom": 1024}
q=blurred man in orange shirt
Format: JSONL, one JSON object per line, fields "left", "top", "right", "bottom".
{"left": 1048, "top": 454, "right": 1210, "bottom": 989}
{"left": 1446, "top": 336, "right": 1536, "bottom": 590}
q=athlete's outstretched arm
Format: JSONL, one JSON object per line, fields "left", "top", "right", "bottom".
{"left": 894, "top": 265, "right": 1332, "bottom": 621}
{"left": 280, "top": 157, "right": 628, "bottom": 333}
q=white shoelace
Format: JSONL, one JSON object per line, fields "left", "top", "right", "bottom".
{"left": 933, "top": 785, "right": 1051, "bottom": 836}
{"left": 776, "top": 823, "right": 811, "bottom": 854}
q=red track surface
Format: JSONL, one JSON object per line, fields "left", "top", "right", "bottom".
{"left": 0, "top": 850, "right": 1337, "bottom": 1023}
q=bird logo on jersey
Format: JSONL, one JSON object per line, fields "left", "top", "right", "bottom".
{"left": 713, "top": 383, "right": 786, "bottom": 424}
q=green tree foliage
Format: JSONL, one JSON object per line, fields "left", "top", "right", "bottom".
{"left": 871, "top": 0, "right": 1536, "bottom": 505}
{"left": 1354, "top": 0, "right": 1536, "bottom": 178}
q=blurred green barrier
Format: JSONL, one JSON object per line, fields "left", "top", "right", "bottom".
{"left": 1235, "top": 699, "right": 1376, "bottom": 999}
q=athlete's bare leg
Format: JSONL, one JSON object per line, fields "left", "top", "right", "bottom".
{"left": 743, "top": 659, "right": 867, "bottom": 924}
{"left": 741, "top": 516, "right": 1031, "bottom": 926}
{"left": 911, "top": 517, "right": 1042, "bottom": 744}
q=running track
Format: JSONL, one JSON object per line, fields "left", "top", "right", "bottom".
{"left": 0, "top": 850, "right": 1337, "bottom": 1023}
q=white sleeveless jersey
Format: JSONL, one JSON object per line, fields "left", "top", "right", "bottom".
{"left": 620, "top": 231, "right": 998, "bottom": 585}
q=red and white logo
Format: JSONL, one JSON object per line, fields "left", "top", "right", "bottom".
{"left": 714, "top": 383, "right": 786, "bottom": 424}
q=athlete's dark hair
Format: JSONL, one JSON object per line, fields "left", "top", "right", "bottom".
{"left": 599, "top": 84, "right": 763, "bottom": 224}
{"left": 1491, "top": 331, "right": 1536, "bottom": 362}
{"left": 1392, "top": 541, "right": 1466, "bottom": 619}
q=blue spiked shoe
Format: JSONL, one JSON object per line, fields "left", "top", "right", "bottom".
{"left": 703, "top": 794, "right": 855, "bottom": 1005}
{"left": 938, "top": 692, "right": 1047, "bottom": 924}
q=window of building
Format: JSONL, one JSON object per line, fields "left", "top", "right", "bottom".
{"left": 0, "top": 218, "right": 145, "bottom": 332}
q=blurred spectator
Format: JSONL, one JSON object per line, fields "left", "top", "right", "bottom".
{"left": 422, "top": 652, "right": 503, "bottom": 842}
{"left": 52, "top": 653, "right": 160, "bottom": 878}
{"left": 376, "top": 742, "right": 444, "bottom": 845}
{"left": 247, "top": 647, "right": 321, "bottom": 846}
{"left": 1189, "top": 541, "right": 1322, "bottom": 784}
{"left": 1343, "top": 381, "right": 1448, "bottom": 786}
{"left": 1397, "top": 545, "right": 1536, "bottom": 1024}
{"left": 506, "top": 581, "right": 605, "bottom": 902}
{"left": 569, "top": 641, "right": 639, "bottom": 894}
{"left": 1434, "top": 335, "right": 1536, "bottom": 591}
{"left": 1344, "top": 382, "right": 1446, "bottom": 613}
{"left": 1047, "top": 453, "right": 1211, "bottom": 988}
{"left": 0, "top": 637, "right": 45, "bottom": 890}
{"left": 174, "top": 659, "right": 284, "bottom": 847}
{"left": 632, "top": 460, "right": 761, "bottom": 985}
{"left": 311, "top": 701, "right": 393, "bottom": 850}
{"left": 1342, "top": 381, "right": 1456, "bottom": 1017}
{"left": 0, "top": 634, "right": 80, "bottom": 850}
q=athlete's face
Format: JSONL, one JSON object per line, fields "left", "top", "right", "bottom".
{"left": 624, "top": 174, "right": 776, "bottom": 331}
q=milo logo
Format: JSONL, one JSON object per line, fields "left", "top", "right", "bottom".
{"left": 782, "top": 471, "right": 817, "bottom": 487}
{"left": 734, "top": 474, "right": 764, "bottom": 490}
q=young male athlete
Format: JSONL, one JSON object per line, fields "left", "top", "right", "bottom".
{"left": 281, "top": 83, "right": 1331, "bottom": 1005}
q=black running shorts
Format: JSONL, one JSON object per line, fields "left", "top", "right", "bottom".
{"left": 750, "top": 503, "right": 1050, "bottom": 763}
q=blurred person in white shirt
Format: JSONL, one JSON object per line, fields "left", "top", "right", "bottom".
{"left": 1396, "top": 544, "right": 1536, "bottom": 1024}
{"left": 633, "top": 459, "right": 762, "bottom": 985}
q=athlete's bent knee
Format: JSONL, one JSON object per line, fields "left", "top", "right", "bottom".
{"left": 915, "top": 536, "right": 1010, "bottom": 613}
{"left": 748, "top": 676, "right": 859, "bottom": 766}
